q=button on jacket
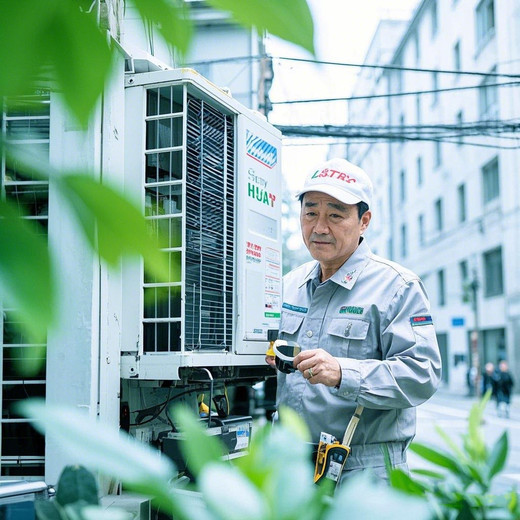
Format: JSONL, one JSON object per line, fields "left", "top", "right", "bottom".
{"left": 277, "top": 239, "right": 441, "bottom": 469}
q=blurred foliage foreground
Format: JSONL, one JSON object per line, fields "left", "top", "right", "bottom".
{"left": 0, "top": 0, "right": 315, "bottom": 345}
{"left": 19, "top": 392, "right": 519, "bottom": 520}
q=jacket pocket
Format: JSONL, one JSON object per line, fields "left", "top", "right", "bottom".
{"left": 327, "top": 318, "right": 370, "bottom": 358}
{"left": 279, "top": 312, "right": 305, "bottom": 340}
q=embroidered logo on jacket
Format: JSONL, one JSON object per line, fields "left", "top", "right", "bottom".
{"left": 342, "top": 269, "right": 357, "bottom": 284}
{"left": 339, "top": 306, "right": 364, "bottom": 315}
{"left": 282, "top": 302, "right": 308, "bottom": 314}
{"left": 410, "top": 315, "right": 433, "bottom": 326}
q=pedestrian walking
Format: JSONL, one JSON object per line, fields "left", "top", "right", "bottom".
{"left": 481, "top": 362, "right": 497, "bottom": 398}
{"left": 495, "top": 360, "right": 514, "bottom": 418}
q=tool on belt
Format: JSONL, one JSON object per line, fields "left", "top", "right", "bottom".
{"left": 313, "top": 405, "right": 364, "bottom": 489}
{"left": 270, "top": 340, "right": 364, "bottom": 489}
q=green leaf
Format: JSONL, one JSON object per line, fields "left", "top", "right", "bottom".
{"left": 278, "top": 405, "right": 311, "bottom": 443}
{"left": 46, "top": 0, "right": 115, "bottom": 126}
{"left": 388, "top": 468, "right": 428, "bottom": 496}
{"left": 0, "top": 0, "right": 114, "bottom": 126}
{"left": 327, "top": 473, "right": 431, "bottom": 520}
{"left": 487, "top": 431, "right": 508, "bottom": 480}
{"left": 17, "top": 399, "right": 177, "bottom": 512}
{"left": 464, "top": 392, "right": 491, "bottom": 462}
{"left": 172, "top": 405, "right": 225, "bottom": 478}
{"left": 0, "top": 199, "right": 55, "bottom": 343}
{"left": 207, "top": 0, "right": 315, "bottom": 55}
{"left": 59, "top": 174, "right": 169, "bottom": 281}
{"left": 35, "top": 500, "right": 69, "bottom": 520}
{"left": 131, "top": 0, "right": 193, "bottom": 58}
{"left": 0, "top": 0, "right": 53, "bottom": 97}
{"left": 198, "top": 463, "right": 268, "bottom": 520}
{"left": 435, "top": 425, "right": 467, "bottom": 462}
{"left": 70, "top": 504, "right": 134, "bottom": 520}
{"left": 409, "top": 442, "right": 465, "bottom": 475}
{"left": 56, "top": 465, "right": 99, "bottom": 507}
{"left": 411, "top": 468, "right": 446, "bottom": 480}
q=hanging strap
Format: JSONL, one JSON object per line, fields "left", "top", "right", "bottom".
{"left": 341, "top": 405, "right": 364, "bottom": 447}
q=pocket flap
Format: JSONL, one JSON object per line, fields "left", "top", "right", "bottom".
{"left": 328, "top": 318, "right": 369, "bottom": 340}
{"left": 280, "top": 313, "right": 305, "bottom": 335}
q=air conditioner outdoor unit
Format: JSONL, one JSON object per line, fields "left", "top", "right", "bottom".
{"left": 121, "top": 69, "right": 282, "bottom": 383}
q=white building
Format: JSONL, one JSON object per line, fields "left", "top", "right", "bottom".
{"left": 0, "top": 1, "right": 278, "bottom": 490}
{"left": 348, "top": 0, "right": 520, "bottom": 393}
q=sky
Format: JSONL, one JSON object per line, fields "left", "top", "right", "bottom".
{"left": 264, "top": 0, "right": 420, "bottom": 192}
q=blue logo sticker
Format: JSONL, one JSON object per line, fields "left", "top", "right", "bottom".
{"left": 246, "top": 130, "right": 278, "bottom": 169}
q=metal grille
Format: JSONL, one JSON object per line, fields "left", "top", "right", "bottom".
{"left": 185, "top": 96, "right": 234, "bottom": 350}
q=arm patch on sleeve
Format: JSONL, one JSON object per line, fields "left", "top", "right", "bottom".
{"left": 410, "top": 315, "right": 433, "bottom": 327}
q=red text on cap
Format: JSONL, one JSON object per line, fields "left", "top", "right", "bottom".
{"left": 311, "top": 168, "right": 356, "bottom": 183}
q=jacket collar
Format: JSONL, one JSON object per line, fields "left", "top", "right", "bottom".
{"left": 298, "top": 238, "right": 372, "bottom": 290}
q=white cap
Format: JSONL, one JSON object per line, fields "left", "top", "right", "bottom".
{"left": 296, "top": 158, "right": 373, "bottom": 208}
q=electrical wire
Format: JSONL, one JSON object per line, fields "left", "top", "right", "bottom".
{"left": 130, "top": 385, "right": 206, "bottom": 427}
{"left": 273, "top": 55, "right": 520, "bottom": 79}
{"left": 270, "top": 81, "right": 520, "bottom": 105}
{"left": 183, "top": 53, "right": 520, "bottom": 79}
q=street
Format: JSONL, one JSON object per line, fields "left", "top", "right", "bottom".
{"left": 412, "top": 389, "right": 520, "bottom": 494}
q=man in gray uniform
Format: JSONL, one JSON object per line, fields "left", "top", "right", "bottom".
{"left": 267, "top": 157, "right": 441, "bottom": 481}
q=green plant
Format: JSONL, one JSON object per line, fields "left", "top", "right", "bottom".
{"left": 19, "top": 399, "right": 430, "bottom": 520}
{"left": 387, "top": 391, "right": 519, "bottom": 519}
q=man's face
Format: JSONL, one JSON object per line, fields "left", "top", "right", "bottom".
{"left": 300, "top": 191, "right": 371, "bottom": 274}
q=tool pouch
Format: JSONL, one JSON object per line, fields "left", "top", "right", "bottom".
{"left": 313, "top": 432, "right": 350, "bottom": 486}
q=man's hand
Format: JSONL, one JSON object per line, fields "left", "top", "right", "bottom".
{"left": 293, "top": 348, "right": 342, "bottom": 387}
{"left": 265, "top": 355, "right": 276, "bottom": 368}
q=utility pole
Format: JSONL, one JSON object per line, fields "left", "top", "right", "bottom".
{"left": 469, "top": 269, "right": 481, "bottom": 397}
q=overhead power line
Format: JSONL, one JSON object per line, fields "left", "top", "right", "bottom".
{"left": 274, "top": 56, "right": 520, "bottom": 79}
{"left": 270, "top": 81, "right": 520, "bottom": 105}
{"left": 183, "top": 54, "right": 520, "bottom": 79}
{"left": 274, "top": 119, "right": 520, "bottom": 149}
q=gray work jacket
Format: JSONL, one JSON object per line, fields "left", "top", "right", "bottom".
{"left": 277, "top": 239, "right": 442, "bottom": 469}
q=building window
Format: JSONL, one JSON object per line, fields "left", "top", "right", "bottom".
{"left": 476, "top": 0, "right": 495, "bottom": 48}
{"left": 482, "top": 156, "right": 499, "bottom": 204}
{"left": 401, "top": 223, "right": 407, "bottom": 258}
{"left": 483, "top": 246, "right": 503, "bottom": 297}
{"left": 431, "top": 71, "right": 439, "bottom": 105}
{"left": 453, "top": 40, "right": 461, "bottom": 72}
{"left": 399, "top": 113, "right": 405, "bottom": 142}
{"left": 399, "top": 169, "right": 406, "bottom": 202}
{"left": 395, "top": 62, "right": 403, "bottom": 92}
{"left": 416, "top": 95, "right": 421, "bottom": 124}
{"left": 435, "top": 198, "right": 443, "bottom": 231}
{"left": 434, "top": 140, "right": 442, "bottom": 168}
{"left": 479, "top": 68, "right": 499, "bottom": 120}
{"left": 418, "top": 213, "right": 425, "bottom": 247}
{"left": 417, "top": 156, "right": 423, "bottom": 186}
{"left": 459, "top": 259, "right": 468, "bottom": 302}
{"left": 414, "top": 30, "right": 420, "bottom": 62}
{"left": 457, "top": 183, "right": 466, "bottom": 223}
{"left": 431, "top": 0, "right": 438, "bottom": 37}
{"left": 438, "top": 269, "right": 446, "bottom": 306}
{"left": 456, "top": 110, "right": 464, "bottom": 145}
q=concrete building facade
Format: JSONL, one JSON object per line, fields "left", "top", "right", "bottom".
{"left": 347, "top": 0, "right": 520, "bottom": 394}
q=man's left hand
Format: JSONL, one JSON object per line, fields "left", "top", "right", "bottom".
{"left": 294, "top": 348, "right": 342, "bottom": 387}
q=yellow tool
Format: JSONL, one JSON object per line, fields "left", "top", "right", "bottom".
{"left": 313, "top": 405, "right": 364, "bottom": 488}
{"left": 266, "top": 330, "right": 277, "bottom": 358}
